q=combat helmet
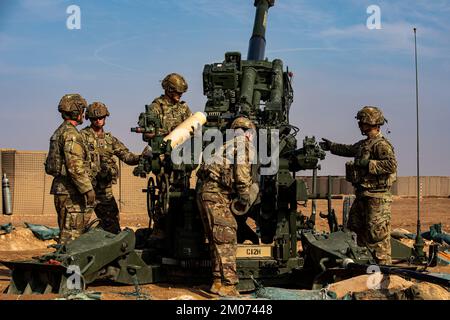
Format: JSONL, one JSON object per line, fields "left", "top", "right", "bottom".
{"left": 356, "top": 106, "right": 386, "bottom": 126}
{"left": 58, "top": 94, "right": 87, "bottom": 114}
{"left": 86, "top": 102, "right": 110, "bottom": 119}
{"left": 161, "top": 73, "right": 188, "bottom": 93}
{"left": 231, "top": 116, "right": 256, "bottom": 130}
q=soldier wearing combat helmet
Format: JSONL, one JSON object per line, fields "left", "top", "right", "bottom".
{"left": 144, "top": 73, "right": 193, "bottom": 138}
{"left": 143, "top": 73, "right": 193, "bottom": 239}
{"left": 320, "top": 106, "right": 397, "bottom": 264}
{"left": 197, "top": 116, "right": 258, "bottom": 297}
{"left": 81, "top": 102, "right": 143, "bottom": 234}
{"left": 45, "top": 94, "right": 98, "bottom": 243}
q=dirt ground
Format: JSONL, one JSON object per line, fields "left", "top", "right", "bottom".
{"left": 0, "top": 197, "right": 448, "bottom": 300}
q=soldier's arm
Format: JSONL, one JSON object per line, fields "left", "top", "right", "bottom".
{"left": 112, "top": 136, "right": 140, "bottom": 165}
{"left": 330, "top": 142, "right": 358, "bottom": 157}
{"left": 234, "top": 141, "right": 253, "bottom": 196}
{"left": 180, "top": 103, "right": 193, "bottom": 122}
{"left": 63, "top": 132, "right": 93, "bottom": 194}
{"left": 369, "top": 141, "right": 397, "bottom": 175}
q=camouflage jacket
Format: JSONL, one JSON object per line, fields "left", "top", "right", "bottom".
{"left": 198, "top": 135, "right": 254, "bottom": 197}
{"left": 146, "top": 95, "right": 192, "bottom": 135}
{"left": 330, "top": 132, "right": 397, "bottom": 194}
{"left": 80, "top": 126, "right": 140, "bottom": 190}
{"left": 50, "top": 121, "right": 95, "bottom": 195}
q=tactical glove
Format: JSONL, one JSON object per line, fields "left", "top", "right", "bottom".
{"left": 85, "top": 189, "right": 96, "bottom": 206}
{"left": 237, "top": 193, "right": 251, "bottom": 207}
{"left": 319, "top": 138, "right": 332, "bottom": 151}
{"left": 354, "top": 159, "right": 370, "bottom": 168}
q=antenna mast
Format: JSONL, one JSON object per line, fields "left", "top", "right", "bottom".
{"left": 413, "top": 27, "right": 426, "bottom": 262}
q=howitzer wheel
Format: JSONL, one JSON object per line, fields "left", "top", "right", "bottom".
{"left": 145, "top": 176, "right": 157, "bottom": 228}
{"left": 158, "top": 173, "right": 170, "bottom": 216}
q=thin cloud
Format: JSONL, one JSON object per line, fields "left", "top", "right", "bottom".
{"left": 267, "top": 47, "right": 340, "bottom": 54}
{"left": 0, "top": 60, "right": 94, "bottom": 80}
{"left": 18, "top": 0, "right": 66, "bottom": 21}
{"left": 93, "top": 36, "right": 143, "bottom": 73}
{"left": 174, "top": 0, "right": 250, "bottom": 24}
{"left": 320, "top": 22, "right": 446, "bottom": 58}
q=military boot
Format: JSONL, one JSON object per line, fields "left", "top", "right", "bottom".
{"left": 210, "top": 278, "right": 222, "bottom": 294}
{"left": 217, "top": 284, "right": 240, "bottom": 297}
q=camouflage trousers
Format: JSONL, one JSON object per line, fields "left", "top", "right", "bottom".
{"left": 54, "top": 193, "right": 93, "bottom": 244}
{"left": 94, "top": 186, "right": 121, "bottom": 234}
{"left": 198, "top": 190, "right": 238, "bottom": 285}
{"left": 348, "top": 195, "right": 392, "bottom": 265}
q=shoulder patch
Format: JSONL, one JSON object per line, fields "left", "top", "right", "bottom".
{"left": 375, "top": 139, "right": 395, "bottom": 158}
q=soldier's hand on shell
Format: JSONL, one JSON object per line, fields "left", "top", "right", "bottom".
{"left": 85, "top": 189, "right": 96, "bottom": 206}
{"left": 319, "top": 138, "right": 332, "bottom": 151}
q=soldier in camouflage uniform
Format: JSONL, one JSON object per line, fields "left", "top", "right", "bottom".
{"left": 143, "top": 73, "right": 193, "bottom": 239}
{"left": 144, "top": 73, "right": 192, "bottom": 139}
{"left": 81, "top": 102, "right": 141, "bottom": 234}
{"left": 320, "top": 106, "right": 397, "bottom": 264}
{"left": 45, "top": 94, "right": 98, "bottom": 243}
{"left": 197, "top": 117, "right": 256, "bottom": 297}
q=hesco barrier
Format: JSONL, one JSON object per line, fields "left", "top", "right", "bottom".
{"left": 1, "top": 149, "right": 148, "bottom": 216}
{"left": 1, "top": 149, "right": 449, "bottom": 216}
{"left": 299, "top": 176, "right": 450, "bottom": 198}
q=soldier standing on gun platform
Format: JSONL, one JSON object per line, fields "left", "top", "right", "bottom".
{"left": 81, "top": 102, "right": 142, "bottom": 234}
{"left": 197, "top": 117, "right": 258, "bottom": 297}
{"left": 320, "top": 106, "right": 397, "bottom": 265}
{"left": 45, "top": 94, "right": 98, "bottom": 243}
{"left": 143, "top": 73, "right": 193, "bottom": 240}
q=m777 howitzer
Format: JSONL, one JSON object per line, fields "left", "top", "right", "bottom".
{"left": 1, "top": 0, "right": 446, "bottom": 296}
{"left": 131, "top": 111, "right": 206, "bottom": 230}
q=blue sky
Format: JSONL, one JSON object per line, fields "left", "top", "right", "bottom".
{"left": 1, "top": 0, "right": 449, "bottom": 175}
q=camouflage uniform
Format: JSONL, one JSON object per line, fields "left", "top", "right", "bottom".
{"left": 146, "top": 95, "right": 192, "bottom": 136}
{"left": 325, "top": 107, "right": 397, "bottom": 264}
{"left": 197, "top": 118, "right": 255, "bottom": 288}
{"left": 47, "top": 94, "right": 97, "bottom": 243}
{"left": 145, "top": 73, "right": 192, "bottom": 233}
{"left": 146, "top": 73, "right": 192, "bottom": 136}
{"left": 81, "top": 103, "right": 140, "bottom": 234}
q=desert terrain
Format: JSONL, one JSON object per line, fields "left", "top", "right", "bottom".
{"left": 0, "top": 197, "right": 449, "bottom": 300}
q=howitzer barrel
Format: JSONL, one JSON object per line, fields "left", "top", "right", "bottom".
{"left": 247, "top": 0, "right": 275, "bottom": 60}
